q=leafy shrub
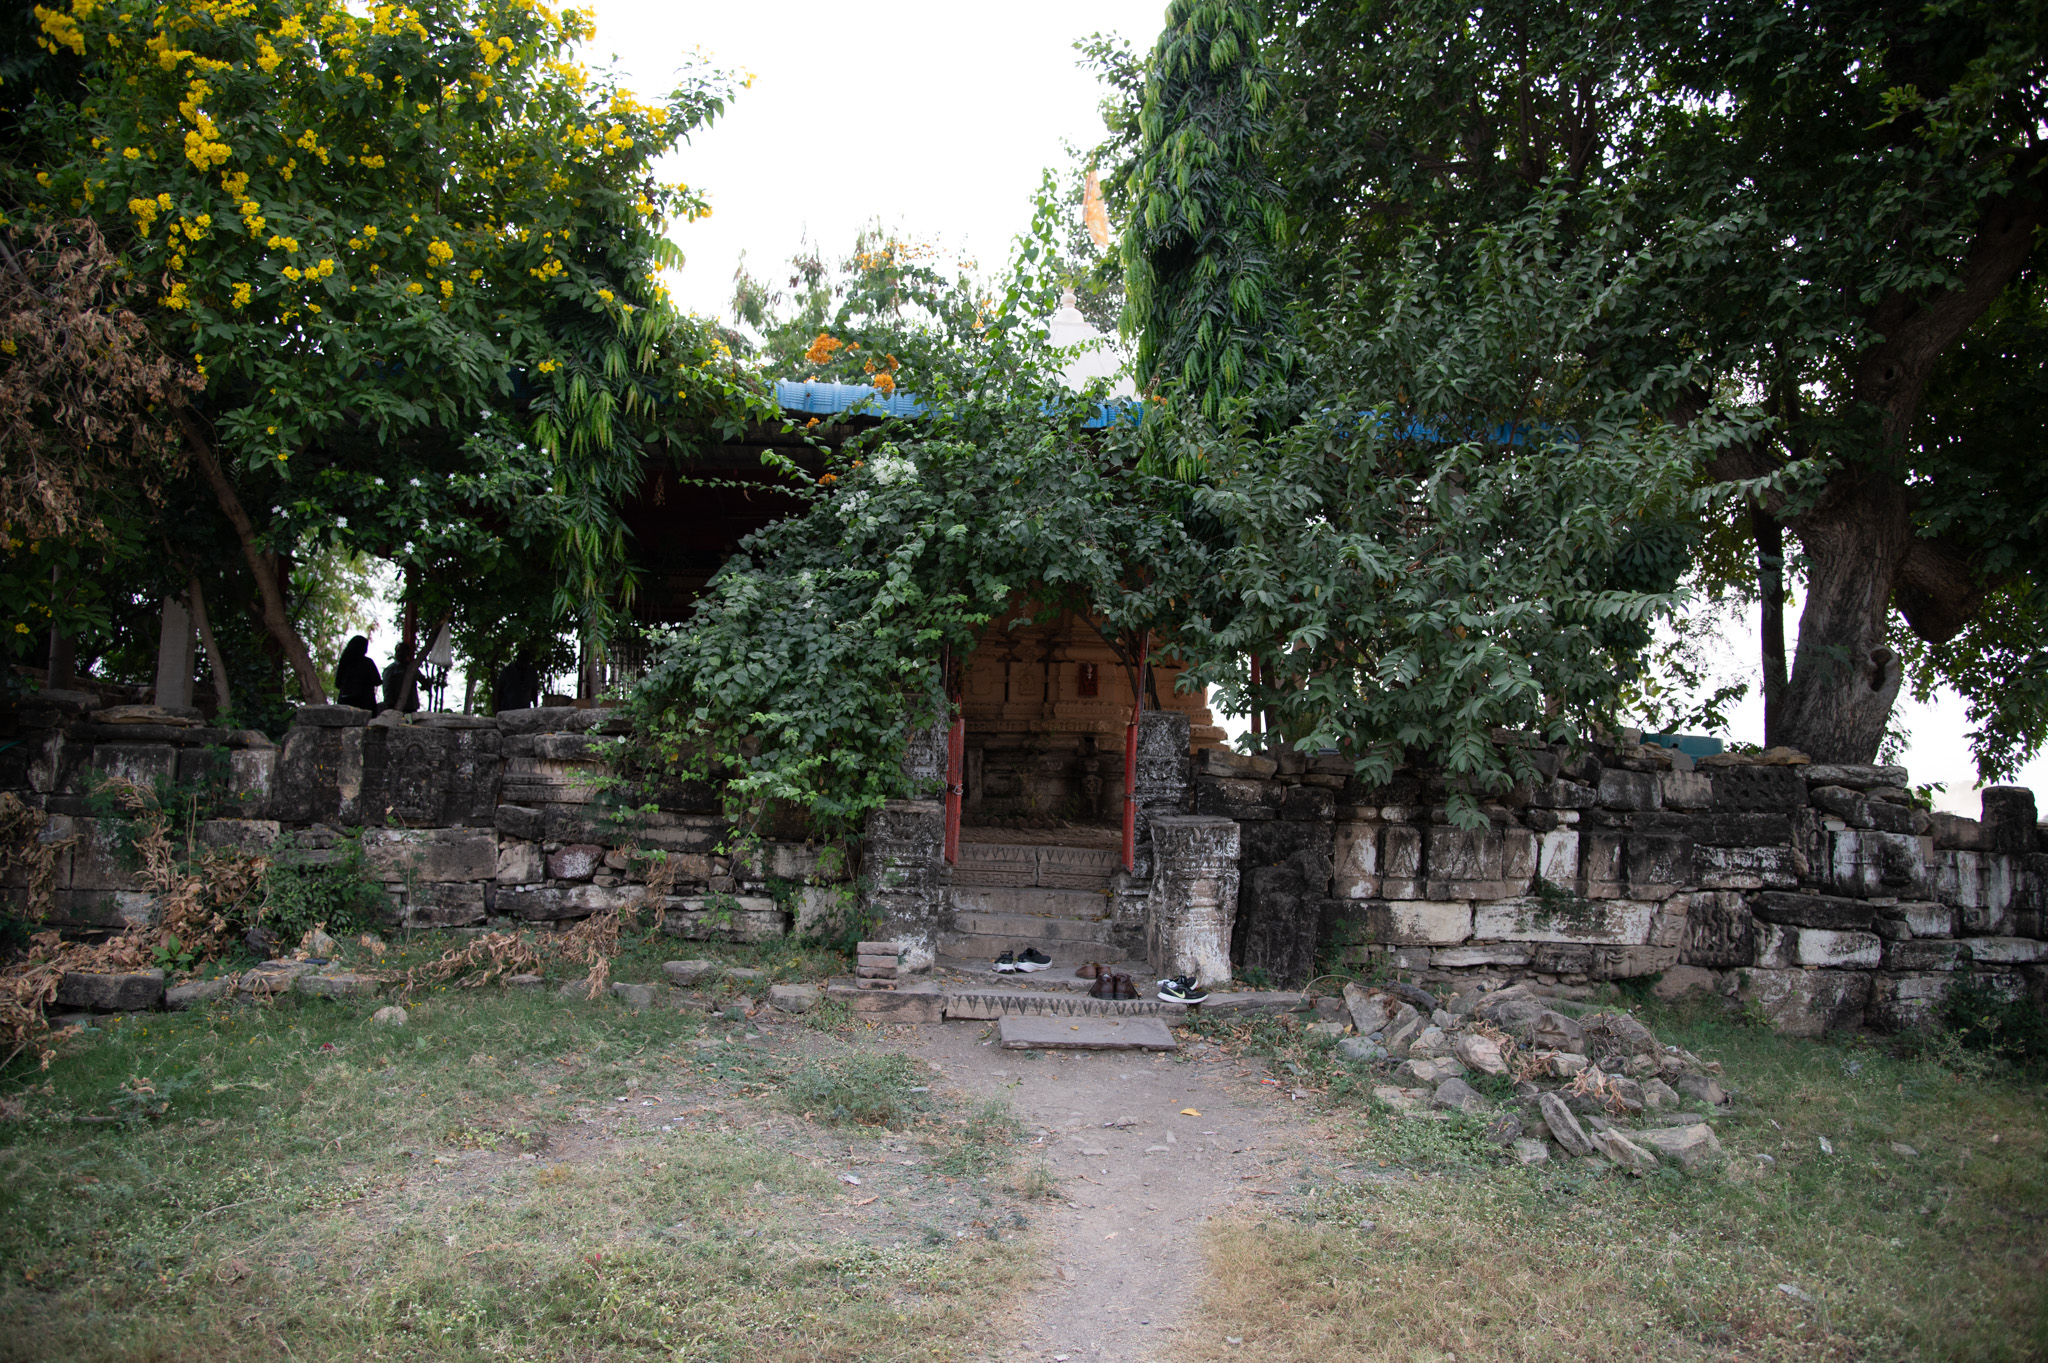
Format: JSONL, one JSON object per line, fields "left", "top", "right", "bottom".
{"left": 258, "top": 832, "right": 391, "bottom": 945}
{"left": 782, "top": 1051, "right": 929, "bottom": 1126}
{"left": 1937, "top": 970, "right": 2048, "bottom": 1071}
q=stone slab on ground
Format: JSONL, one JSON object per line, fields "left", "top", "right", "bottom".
{"left": 1192, "top": 990, "right": 1311, "bottom": 1015}
{"left": 55, "top": 969, "right": 164, "bottom": 1011}
{"left": 826, "top": 981, "right": 942, "bottom": 1023}
{"left": 996, "top": 1015, "right": 1178, "bottom": 1051}
{"left": 940, "top": 987, "right": 1187, "bottom": 1022}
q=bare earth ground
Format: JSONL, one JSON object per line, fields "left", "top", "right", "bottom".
{"left": 904, "top": 1020, "right": 1338, "bottom": 1362}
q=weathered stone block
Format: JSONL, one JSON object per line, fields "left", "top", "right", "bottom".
{"left": 95, "top": 744, "right": 178, "bottom": 790}
{"left": 1626, "top": 832, "right": 1692, "bottom": 896}
{"left": 1379, "top": 823, "right": 1424, "bottom": 899}
{"left": 496, "top": 840, "right": 543, "bottom": 884}
{"left": 1433, "top": 943, "right": 1533, "bottom": 967}
{"left": 1331, "top": 821, "right": 1380, "bottom": 899}
{"left": 1980, "top": 787, "right": 2038, "bottom": 854}
{"left": 1472, "top": 895, "right": 1655, "bottom": 944}
{"left": 495, "top": 882, "right": 638, "bottom": 922}
{"left": 1690, "top": 812, "right": 1797, "bottom": 847}
{"left": 1691, "top": 843, "right": 1803, "bottom": 889}
{"left": 399, "top": 881, "right": 486, "bottom": 928}
{"left": 55, "top": 968, "right": 164, "bottom": 1011}
{"left": 1961, "top": 936, "right": 2048, "bottom": 965}
{"left": 1660, "top": 771, "right": 1714, "bottom": 809}
{"left": 293, "top": 704, "right": 371, "bottom": 728}
{"left": 1280, "top": 783, "right": 1335, "bottom": 822}
{"left": 1598, "top": 769, "right": 1661, "bottom": 811}
{"left": 1530, "top": 942, "right": 1597, "bottom": 974}
{"left": 361, "top": 828, "right": 497, "bottom": 883}
{"left": 1884, "top": 939, "right": 1967, "bottom": 971}
{"left": 1830, "top": 830, "right": 1928, "bottom": 899}
{"left": 1928, "top": 813, "right": 1990, "bottom": 851}
{"left": 71, "top": 818, "right": 144, "bottom": 893}
{"left": 545, "top": 843, "right": 603, "bottom": 881}
{"left": 661, "top": 895, "right": 787, "bottom": 943}
{"left": 1194, "top": 776, "right": 1283, "bottom": 821}
{"left": 272, "top": 723, "right": 365, "bottom": 825}
{"left": 1364, "top": 899, "right": 1473, "bottom": 946}
{"left": 1681, "top": 891, "right": 1754, "bottom": 969}
{"left": 1733, "top": 967, "right": 1873, "bottom": 1037}
{"left": 1648, "top": 899, "right": 1689, "bottom": 948}
{"left": 294, "top": 971, "right": 382, "bottom": 999}
{"left": 1536, "top": 828, "right": 1579, "bottom": 885}
{"left": 1754, "top": 921, "right": 1793, "bottom": 969}
{"left": 1580, "top": 832, "right": 1626, "bottom": 898}
{"left": 1808, "top": 785, "right": 1873, "bottom": 828}
{"left": 197, "top": 819, "right": 280, "bottom": 858}
{"left": 495, "top": 803, "right": 543, "bottom": 841}
{"left": 1634, "top": 1123, "right": 1724, "bottom": 1171}
{"left": 1426, "top": 825, "right": 1505, "bottom": 898}
{"left": 1900, "top": 901, "right": 1958, "bottom": 938}
{"left": 1528, "top": 779, "right": 1599, "bottom": 810}
{"left": 1750, "top": 891, "right": 1875, "bottom": 931}
{"left": 1868, "top": 972, "right": 1953, "bottom": 1031}
{"left": 1792, "top": 928, "right": 1883, "bottom": 968}
{"left": 229, "top": 747, "right": 276, "bottom": 816}
{"left": 1237, "top": 851, "right": 1331, "bottom": 988}
{"left": 1802, "top": 763, "right": 1908, "bottom": 790}
{"left": 1500, "top": 828, "right": 1538, "bottom": 890}
{"left": 1709, "top": 764, "right": 1806, "bottom": 812}
{"left": 165, "top": 977, "right": 228, "bottom": 1011}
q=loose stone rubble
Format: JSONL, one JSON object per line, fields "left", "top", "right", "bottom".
{"left": 1341, "top": 977, "right": 1735, "bottom": 1174}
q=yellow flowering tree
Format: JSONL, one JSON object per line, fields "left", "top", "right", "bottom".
{"left": 15, "top": 0, "right": 766, "bottom": 703}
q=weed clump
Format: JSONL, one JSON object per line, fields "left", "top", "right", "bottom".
{"left": 783, "top": 1051, "right": 929, "bottom": 1126}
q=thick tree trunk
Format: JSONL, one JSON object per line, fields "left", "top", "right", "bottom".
{"left": 187, "top": 574, "right": 232, "bottom": 715}
{"left": 178, "top": 413, "right": 328, "bottom": 704}
{"left": 1778, "top": 486, "right": 1909, "bottom": 763}
{"left": 1749, "top": 504, "right": 1788, "bottom": 746}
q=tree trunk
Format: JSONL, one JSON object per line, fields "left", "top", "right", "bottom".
{"left": 178, "top": 414, "right": 327, "bottom": 704}
{"left": 1777, "top": 486, "right": 1908, "bottom": 763}
{"left": 1748, "top": 503, "right": 1788, "bottom": 746}
{"left": 187, "top": 573, "right": 232, "bottom": 715}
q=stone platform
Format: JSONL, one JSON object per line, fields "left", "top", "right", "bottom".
{"left": 997, "top": 1015, "right": 1177, "bottom": 1050}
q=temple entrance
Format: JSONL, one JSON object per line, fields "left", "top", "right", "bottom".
{"left": 935, "top": 609, "right": 1223, "bottom": 973}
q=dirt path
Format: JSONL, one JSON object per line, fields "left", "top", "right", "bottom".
{"left": 905, "top": 1020, "right": 1327, "bottom": 1362}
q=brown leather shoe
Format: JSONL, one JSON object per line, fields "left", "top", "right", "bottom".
{"left": 1089, "top": 972, "right": 1113, "bottom": 999}
{"left": 1075, "top": 962, "right": 1105, "bottom": 979}
{"left": 1112, "top": 972, "right": 1139, "bottom": 1000}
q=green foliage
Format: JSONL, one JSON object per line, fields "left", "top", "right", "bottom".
{"left": 1936, "top": 970, "right": 2048, "bottom": 1072}
{"left": 13, "top": 0, "right": 774, "bottom": 678}
{"left": 782, "top": 1051, "right": 930, "bottom": 1127}
{"left": 257, "top": 831, "right": 390, "bottom": 944}
{"left": 1120, "top": 0, "right": 1293, "bottom": 433}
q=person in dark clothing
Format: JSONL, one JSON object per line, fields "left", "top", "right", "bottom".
{"left": 384, "top": 642, "right": 421, "bottom": 714}
{"left": 335, "top": 635, "right": 383, "bottom": 712}
{"left": 495, "top": 655, "right": 540, "bottom": 711}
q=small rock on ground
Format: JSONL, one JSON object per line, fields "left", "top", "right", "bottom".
{"left": 371, "top": 1005, "right": 408, "bottom": 1026}
{"left": 610, "top": 982, "right": 658, "bottom": 1010}
{"left": 165, "top": 978, "right": 228, "bottom": 1012}
{"left": 663, "top": 959, "right": 717, "bottom": 986}
{"left": 767, "top": 983, "right": 818, "bottom": 1014}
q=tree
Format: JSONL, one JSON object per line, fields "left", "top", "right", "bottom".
{"left": 1135, "top": 0, "right": 2048, "bottom": 767}
{"left": 17, "top": 0, "right": 766, "bottom": 704}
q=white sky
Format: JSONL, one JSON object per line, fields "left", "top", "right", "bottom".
{"left": 371, "top": 0, "right": 2048, "bottom": 816}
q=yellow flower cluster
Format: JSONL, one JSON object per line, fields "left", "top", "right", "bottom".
{"left": 407, "top": 281, "right": 424, "bottom": 294}
{"left": 529, "top": 257, "right": 565, "bottom": 281}
{"left": 162, "top": 281, "right": 190, "bottom": 309}
{"left": 231, "top": 281, "right": 252, "bottom": 308}
{"left": 128, "top": 193, "right": 172, "bottom": 233}
{"left": 426, "top": 238, "right": 454, "bottom": 267}
{"left": 595, "top": 288, "right": 614, "bottom": 303}
{"left": 255, "top": 37, "right": 281, "bottom": 72}
{"left": 440, "top": 279, "right": 453, "bottom": 297}
{"left": 33, "top": 5, "right": 85, "bottom": 56}
{"left": 266, "top": 233, "right": 300, "bottom": 253}
{"left": 239, "top": 198, "right": 265, "bottom": 237}
{"left": 294, "top": 128, "right": 329, "bottom": 164}
{"left": 537, "top": 358, "right": 559, "bottom": 373}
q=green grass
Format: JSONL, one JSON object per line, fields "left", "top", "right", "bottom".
{"left": 1182, "top": 995, "right": 2048, "bottom": 1362}
{"left": 0, "top": 980, "right": 1028, "bottom": 1362}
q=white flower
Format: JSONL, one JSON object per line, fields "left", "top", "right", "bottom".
{"left": 409, "top": 477, "right": 421, "bottom": 487}
{"left": 336, "top": 516, "right": 348, "bottom": 528}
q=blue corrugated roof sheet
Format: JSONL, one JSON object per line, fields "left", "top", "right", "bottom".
{"left": 772, "top": 379, "right": 1138, "bottom": 428}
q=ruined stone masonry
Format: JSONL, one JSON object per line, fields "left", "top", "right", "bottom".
{"left": 6, "top": 683, "right": 2043, "bottom": 1038}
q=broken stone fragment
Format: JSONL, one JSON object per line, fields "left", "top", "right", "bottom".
{"left": 1526, "top": 1009, "right": 1585, "bottom": 1054}
{"left": 1395, "top": 1056, "right": 1467, "bottom": 1086}
{"left": 1452, "top": 1032, "right": 1509, "bottom": 1075}
{"left": 610, "top": 982, "right": 657, "bottom": 1010}
{"left": 662, "top": 959, "right": 717, "bottom": 986}
{"left": 294, "top": 971, "right": 382, "bottom": 999}
{"left": 1407, "top": 1026, "right": 1453, "bottom": 1059}
{"left": 1640, "top": 1077, "right": 1680, "bottom": 1110}
{"left": 1432, "top": 1077, "right": 1490, "bottom": 1114}
{"left": 1633, "top": 1122, "right": 1725, "bottom": 1171}
{"left": 1337, "top": 1037, "right": 1388, "bottom": 1064}
{"left": 1511, "top": 1137, "right": 1551, "bottom": 1166}
{"left": 1592, "top": 1127, "right": 1661, "bottom": 1174}
{"left": 1342, "top": 981, "right": 1402, "bottom": 1036}
{"left": 1674, "top": 1073, "right": 1728, "bottom": 1107}
{"left": 164, "top": 977, "right": 228, "bottom": 1012}
{"left": 55, "top": 968, "right": 165, "bottom": 1012}
{"left": 768, "top": 983, "right": 819, "bottom": 1014}
{"left": 1537, "top": 1092, "right": 1596, "bottom": 1156}
{"left": 371, "top": 1004, "right": 408, "bottom": 1026}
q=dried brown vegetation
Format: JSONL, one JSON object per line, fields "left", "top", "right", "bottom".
{"left": 0, "top": 221, "right": 199, "bottom": 543}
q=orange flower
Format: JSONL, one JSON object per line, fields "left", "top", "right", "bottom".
{"left": 871, "top": 372, "right": 896, "bottom": 395}
{"left": 804, "top": 332, "right": 844, "bottom": 365}
{"left": 818, "top": 472, "right": 837, "bottom": 484}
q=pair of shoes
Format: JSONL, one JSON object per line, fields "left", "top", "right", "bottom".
{"left": 1089, "top": 971, "right": 1140, "bottom": 1001}
{"left": 1157, "top": 976, "right": 1210, "bottom": 1004}
{"left": 1075, "top": 962, "right": 1105, "bottom": 979}
{"left": 994, "top": 948, "right": 1053, "bottom": 974}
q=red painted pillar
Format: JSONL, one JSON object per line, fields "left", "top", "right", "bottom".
{"left": 1122, "top": 630, "right": 1150, "bottom": 874}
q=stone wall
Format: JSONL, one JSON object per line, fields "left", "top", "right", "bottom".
{"left": 2, "top": 695, "right": 848, "bottom": 944}
{"left": 1204, "top": 740, "right": 2048, "bottom": 1036}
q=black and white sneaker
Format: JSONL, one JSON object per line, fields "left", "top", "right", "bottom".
{"left": 1016, "top": 948, "right": 1052, "bottom": 972}
{"left": 1158, "top": 976, "right": 1209, "bottom": 1004}
{"left": 993, "top": 951, "right": 1020, "bottom": 973}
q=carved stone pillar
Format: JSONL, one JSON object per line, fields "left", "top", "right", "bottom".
{"left": 861, "top": 799, "right": 946, "bottom": 970}
{"left": 1146, "top": 814, "right": 1240, "bottom": 987}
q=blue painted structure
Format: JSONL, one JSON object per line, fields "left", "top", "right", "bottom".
{"left": 771, "top": 379, "right": 1138, "bottom": 429}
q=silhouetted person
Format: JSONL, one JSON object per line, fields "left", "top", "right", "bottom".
{"left": 335, "top": 635, "right": 382, "bottom": 712}
{"left": 384, "top": 642, "right": 421, "bottom": 714}
{"left": 496, "top": 655, "right": 540, "bottom": 710}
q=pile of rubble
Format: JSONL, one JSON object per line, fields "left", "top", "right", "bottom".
{"left": 1338, "top": 978, "right": 1731, "bottom": 1173}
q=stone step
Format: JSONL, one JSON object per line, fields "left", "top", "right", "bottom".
{"left": 941, "top": 986, "right": 1185, "bottom": 1021}
{"left": 949, "top": 886, "right": 1114, "bottom": 919}
{"left": 998, "top": 1015, "right": 1177, "bottom": 1050}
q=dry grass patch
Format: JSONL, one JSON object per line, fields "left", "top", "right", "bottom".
{"left": 1179, "top": 1005, "right": 2048, "bottom": 1363}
